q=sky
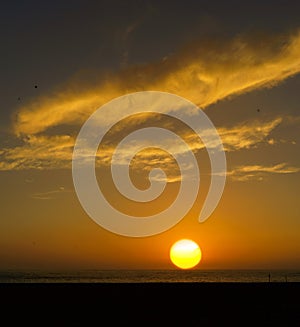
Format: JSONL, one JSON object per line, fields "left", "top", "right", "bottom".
{"left": 1, "top": 0, "right": 300, "bottom": 270}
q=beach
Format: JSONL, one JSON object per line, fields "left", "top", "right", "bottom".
{"left": 1, "top": 282, "right": 299, "bottom": 325}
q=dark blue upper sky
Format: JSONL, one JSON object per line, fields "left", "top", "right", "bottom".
{"left": 1, "top": 0, "right": 300, "bottom": 130}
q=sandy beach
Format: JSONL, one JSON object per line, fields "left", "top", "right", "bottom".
{"left": 1, "top": 282, "right": 299, "bottom": 325}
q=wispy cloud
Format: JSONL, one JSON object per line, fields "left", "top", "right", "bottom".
{"left": 218, "top": 118, "right": 282, "bottom": 151}
{"left": 30, "top": 187, "right": 71, "bottom": 200}
{"left": 12, "top": 30, "right": 300, "bottom": 135}
{"left": 3, "top": 30, "right": 300, "bottom": 175}
{"left": 96, "top": 117, "right": 282, "bottom": 162}
{"left": 227, "top": 163, "right": 300, "bottom": 181}
{"left": 1, "top": 117, "right": 299, "bottom": 185}
{"left": 0, "top": 135, "right": 74, "bottom": 170}
{"left": 0, "top": 117, "right": 283, "bottom": 171}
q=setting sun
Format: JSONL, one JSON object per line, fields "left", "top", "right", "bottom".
{"left": 170, "top": 239, "right": 202, "bottom": 269}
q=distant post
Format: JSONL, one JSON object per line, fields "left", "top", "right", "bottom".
{"left": 268, "top": 273, "right": 271, "bottom": 282}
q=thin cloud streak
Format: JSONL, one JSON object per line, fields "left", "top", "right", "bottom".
{"left": 30, "top": 187, "right": 72, "bottom": 200}
{"left": 0, "top": 117, "right": 284, "bottom": 171}
{"left": 227, "top": 163, "right": 300, "bottom": 181}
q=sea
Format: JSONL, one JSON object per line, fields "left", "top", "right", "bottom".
{"left": 0, "top": 269, "right": 300, "bottom": 283}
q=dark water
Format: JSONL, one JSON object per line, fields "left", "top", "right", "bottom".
{"left": 0, "top": 269, "right": 299, "bottom": 283}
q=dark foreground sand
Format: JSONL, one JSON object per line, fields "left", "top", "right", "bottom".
{"left": 1, "top": 283, "right": 299, "bottom": 325}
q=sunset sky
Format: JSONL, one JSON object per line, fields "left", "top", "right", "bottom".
{"left": 1, "top": 0, "right": 300, "bottom": 270}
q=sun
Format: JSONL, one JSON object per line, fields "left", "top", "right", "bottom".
{"left": 170, "top": 239, "right": 202, "bottom": 269}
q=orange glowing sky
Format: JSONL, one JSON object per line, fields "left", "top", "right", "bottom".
{"left": 0, "top": 1, "right": 300, "bottom": 270}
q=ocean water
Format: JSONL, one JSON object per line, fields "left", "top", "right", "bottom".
{"left": 0, "top": 269, "right": 300, "bottom": 283}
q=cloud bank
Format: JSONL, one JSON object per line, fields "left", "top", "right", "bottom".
{"left": 0, "top": 117, "right": 292, "bottom": 176}
{"left": 1, "top": 30, "right": 300, "bottom": 182}
{"left": 13, "top": 30, "right": 300, "bottom": 135}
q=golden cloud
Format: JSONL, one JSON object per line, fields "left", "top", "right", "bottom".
{"left": 0, "top": 117, "right": 283, "bottom": 171}
{"left": 218, "top": 118, "right": 282, "bottom": 151}
{"left": 13, "top": 30, "right": 300, "bottom": 135}
{"left": 0, "top": 135, "right": 74, "bottom": 170}
{"left": 227, "top": 163, "right": 300, "bottom": 181}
